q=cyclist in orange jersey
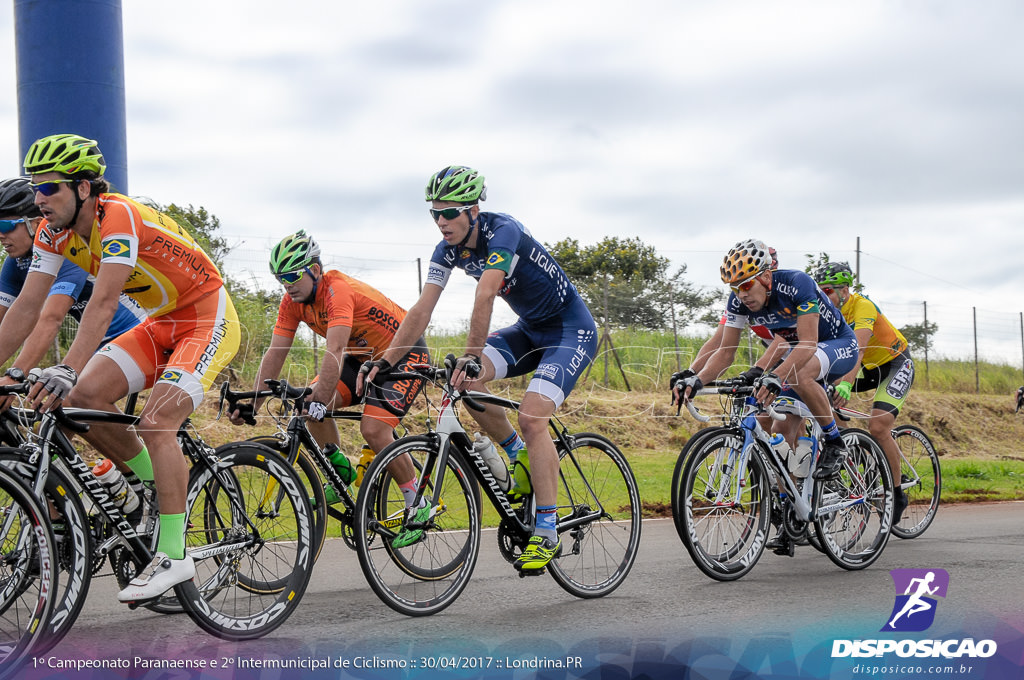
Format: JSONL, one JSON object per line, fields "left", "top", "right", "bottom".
{"left": 229, "top": 231, "right": 428, "bottom": 507}
{"left": 0, "top": 134, "right": 239, "bottom": 602}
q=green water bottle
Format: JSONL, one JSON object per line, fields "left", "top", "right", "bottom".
{"left": 323, "top": 443, "right": 355, "bottom": 504}
{"left": 510, "top": 448, "right": 531, "bottom": 496}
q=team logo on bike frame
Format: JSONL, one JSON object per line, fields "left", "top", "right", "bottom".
{"left": 882, "top": 568, "right": 949, "bottom": 632}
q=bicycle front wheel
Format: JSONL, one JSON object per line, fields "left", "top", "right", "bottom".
{"left": 0, "top": 467, "right": 56, "bottom": 679}
{"left": 678, "top": 431, "right": 770, "bottom": 581}
{"left": 890, "top": 425, "right": 941, "bottom": 539}
{"left": 815, "top": 430, "right": 892, "bottom": 570}
{"left": 175, "top": 445, "right": 314, "bottom": 640}
{"left": 547, "top": 433, "right": 641, "bottom": 598}
{"left": 0, "top": 452, "right": 92, "bottom": 654}
{"left": 671, "top": 426, "right": 729, "bottom": 545}
{"left": 354, "top": 435, "right": 480, "bottom": 617}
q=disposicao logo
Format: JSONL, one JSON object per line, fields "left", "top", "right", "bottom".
{"left": 831, "top": 568, "right": 997, "bottom": 659}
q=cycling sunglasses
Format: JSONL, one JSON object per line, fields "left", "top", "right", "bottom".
{"left": 276, "top": 267, "right": 312, "bottom": 286}
{"left": 730, "top": 277, "right": 760, "bottom": 294}
{"left": 429, "top": 205, "right": 474, "bottom": 222}
{"left": 29, "top": 179, "right": 77, "bottom": 196}
{"left": 819, "top": 285, "right": 835, "bottom": 295}
{"left": 0, "top": 218, "right": 28, "bottom": 235}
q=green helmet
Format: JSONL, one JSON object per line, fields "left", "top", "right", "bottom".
{"left": 270, "top": 230, "right": 322, "bottom": 275}
{"left": 23, "top": 134, "right": 106, "bottom": 177}
{"left": 814, "top": 261, "right": 854, "bottom": 287}
{"left": 425, "top": 166, "right": 487, "bottom": 203}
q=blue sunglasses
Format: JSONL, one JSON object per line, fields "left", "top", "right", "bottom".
{"left": 0, "top": 218, "right": 28, "bottom": 235}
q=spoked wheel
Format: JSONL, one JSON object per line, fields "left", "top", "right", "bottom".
{"left": 0, "top": 468, "right": 56, "bottom": 679}
{"left": 547, "top": 433, "right": 641, "bottom": 598}
{"left": 354, "top": 435, "right": 480, "bottom": 617}
{"left": 671, "top": 426, "right": 729, "bottom": 544}
{"left": 677, "top": 431, "right": 770, "bottom": 581}
{"left": 814, "top": 431, "right": 893, "bottom": 570}
{"left": 0, "top": 452, "right": 92, "bottom": 653}
{"left": 245, "top": 436, "right": 329, "bottom": 560}
{"left": 890, "top": 425, "right": 941, "bottom": 539}
{"left": 175, "top": 445, "right": 314, "bottom": 640}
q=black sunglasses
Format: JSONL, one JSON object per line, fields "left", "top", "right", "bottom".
{"left": 429, "top": 205, "right": 474, "bottom": 222}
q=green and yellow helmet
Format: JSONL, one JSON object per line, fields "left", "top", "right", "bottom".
{"left": 425, "top": 166, "right": 487, "bottom": 203}
{"left": 23, "top": 134, "right": 106, "bottom": 177}
{"left": 270, "top": 230, "right": 322, "bottom": 275}
{"left": 814, "top": 261, "right": 854, "bottom": 287}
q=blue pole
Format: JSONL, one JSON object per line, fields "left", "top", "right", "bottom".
{"left": 14, "top": 0, "right": 128, "bottom": 193}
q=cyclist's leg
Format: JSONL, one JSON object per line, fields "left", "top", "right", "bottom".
{"left": 863, "top": 353, "right": 915, "bottom": 517}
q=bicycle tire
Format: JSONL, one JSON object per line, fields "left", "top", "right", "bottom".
{"left": 890, "top": 425, "right": 941, "bottom": 539}
{"left": 174, "top": 445, "right": 314, "bottom": 640}
{"left": 671, "top": 426, "right": 729, "bottom": 545}
{"left": 0, "top": 452, "right": 92, "bottom": 654}
{"left": 546, "top": 433, "right": 641, "bottom": 598}
{"left": 814, "top": 430, "right": 892, "bottom": 570}
{"left": 677, "top": 430, "right": 770, "bottom": 581}
{"left": 244, "top": 436, "right": 329, "bottom": 559}
{"left": 354, "top": 434, "right": 480, "bottom": 617}
{"left": 0, "top": 467, "right": 56, "bottom": 679}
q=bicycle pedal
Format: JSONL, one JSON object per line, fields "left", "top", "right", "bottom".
{"left": 517, "top": 567, "right": 546, "bottom": 578}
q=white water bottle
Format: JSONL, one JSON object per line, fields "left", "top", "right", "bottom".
{"left": 769, "top": 434, "right": 793, "bottom": 462}
{"left": 790, "top": 436, "right": 816, "bottom": 478}
{"left": 92, "top": 459, "right": 140, "bottom": 514}
{"left": 473, "top": 432, "right": 509, "bottom": 491}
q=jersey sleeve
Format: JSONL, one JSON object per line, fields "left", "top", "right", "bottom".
{"left": 28, "top": 224, "right": 66, "bottom": 277}
{"left": 723, "top": 293, "right": 749, "bottom": 329}
{"left": 790, "top": 272, "right": 821, "bottom": 316}
{"left": 0, "top": 258, "right": 21, "bottom": 307}
{"left": 49, "top": 260, "right": 88, "bottom": 299}
{"left": 481, "top": 220, "right": 520, "bottom": 275}
{"left": 322, "top": 275, "right": 355, "bottom": 330}
{"left": 846, "top": 296, "right": 879, "bottom": 333}
{"left": 425, "top": 241, "right": 454, "bottom": 289}
{"left": 96, "top": 198, "right": 142, "bottom": 268}
{"left": 273, "top": 296, "right": 301, "bottom": 338}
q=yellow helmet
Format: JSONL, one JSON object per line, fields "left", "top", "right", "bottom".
{"left": 721, "top": 239, "right": 773, "bottom": 285}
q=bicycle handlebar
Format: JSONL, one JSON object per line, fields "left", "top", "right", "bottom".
{"left": 685, "top": 384, "right": 785, "bottom": 422}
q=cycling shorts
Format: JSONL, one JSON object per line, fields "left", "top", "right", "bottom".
{"left": 483, "top": 297, "right": 598, "bottom": 408}
{"left": 317, "top": 338, "right": 430, "bottom": 429}
{"left": 96, "top": 287, "right": 240, "bottom": 409}
{"left": 778, "top": 335, "right": 858, "bottom": 398}
{"left": 853, "top": 350, "right": 915, "bottom": 416}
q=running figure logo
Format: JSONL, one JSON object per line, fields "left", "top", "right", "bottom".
{"left": 882, "top": 568, "right": 950, "bottom": 632}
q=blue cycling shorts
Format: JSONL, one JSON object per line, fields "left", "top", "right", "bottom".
{"left": 482, "top": 297, "right": 597, "bottom": 408}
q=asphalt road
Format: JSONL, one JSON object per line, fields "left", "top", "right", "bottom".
{"left": 34, "top": 501, "right": 1024, "bottom": 674}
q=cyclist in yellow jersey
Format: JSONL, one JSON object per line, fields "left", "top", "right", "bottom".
{"left": 0, "top": 134, "right": 240, "bottom": 602}
{"left": 814, "top": 261, "right": 914, "bottom": 522}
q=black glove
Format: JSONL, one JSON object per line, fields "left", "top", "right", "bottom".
{"left": 454, "top": 354, "right": 481, "bottom": 379}
{"left": 358, "top": 358, "right": 393, "bottom": 385}
{"left": 754, "top": 372, "right": 783, "bottom": 396}
{"left": 737, "top": 365, "right": 764, "bottom": 386}
{"left": 678, "top": 374, "right": 703, "bottom": 400}
{"left": 669, "top": 369, "right": 696, "bottom": 393}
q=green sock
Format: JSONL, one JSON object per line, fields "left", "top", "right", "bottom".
{"left": 156, "top": 513, "right": 186, "bottom": 560}
{"left": 125, "top": 447, "right": 154, "bottom": 482}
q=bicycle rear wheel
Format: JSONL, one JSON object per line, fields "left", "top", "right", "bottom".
{"left": 0, "top": 467, "right": 55, "bottom": 679}
{"left": 815, "top": 430, "right": 892, "bottom": 570}
{"left": 245, "top": 436, "right": 329, "bottom": 559}
{"left": 0, "top": 452, "right": 91, "bottom": 654}
{"left": 890, "top": 425, "right": 940, "bottom": 539}
{"left": 677, "top": 431, "right": 770, "bottom": 581}
{"left": 546, "top": 433, "right": 640, "bottom": 598}
{"left": 354, "top": 435, "right": 480, "bottom": 617}
{"left": 175, "top": 446, "right": 314, "bottom": 640}
{"left": 671, "top": 426, "right": 728, "bottom": 545}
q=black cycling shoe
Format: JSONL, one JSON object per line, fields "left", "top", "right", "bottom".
{"left": 892, "top": 487, "right": 909, "bottom": 522}
{"left": 766, "top": 532, "right": 795, "bottom": 557}
{"left": 813, "top": 438, "right": 847, "bottom": 480}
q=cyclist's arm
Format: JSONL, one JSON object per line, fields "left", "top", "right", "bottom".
{"left": 690, "top": 322, "right": 725, "bottom": 374}
{"left": 465, "top": 268, "right": 504, "bottom": 358}
{"left": 0, "top": 271, "right": 56, "bottom": 371}
{"left": 310, "top": 324, "right": 350, "bottom": 406}
{"left": 60, "top": 262, "right": 132, "bottom": 374}
{"left": 246, "top": 333, "right": 294, "bottom": 411}
{"left": 10, "top": 293, "right": 76, "bottom": 371}
{"left": 694, "top": 324, "right": 743, "bottom": 384}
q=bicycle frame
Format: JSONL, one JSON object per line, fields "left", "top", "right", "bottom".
{"left": 832, "top": 402, "right": 924, "bottom": 495}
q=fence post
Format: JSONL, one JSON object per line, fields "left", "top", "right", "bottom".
{"left": 923, "top": 301, "right": 929, "bottom": 387}
{"left": 973, "top": 306, "right": 979, "bottom": 393}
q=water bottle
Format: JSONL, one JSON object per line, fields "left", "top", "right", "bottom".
{"left": 473, "top": 433, "right": 509, "bottom": 491}
{"left": 354, "top": 445, "right": 375, "bottom": 487}
{"left": 769, "top": 433, "right": 793, "bottom": 463}
{"left": 511, "top": 448, "right": 532, "bottom": 495}
{"left": 790, "top": 436, "right": 816, "bottom": 478}
{"left": 92, "top": 459, "right": 140, "bottom": 514}
{"left": 324, "top": 443, "right": 356, "bottom": 485}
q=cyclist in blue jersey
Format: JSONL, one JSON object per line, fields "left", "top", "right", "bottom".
{"left": 674, "top": 240, "right": 858, "bottom": 478}
{"left": 359, "top": 165, "right": 598, "bottom": 573}
{"left": 0, "top": 178, "right": 145, "bottom": 403}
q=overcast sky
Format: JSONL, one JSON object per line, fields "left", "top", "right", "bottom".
{"left": 2, "top": 1, "right": 1022, "bottom": 359}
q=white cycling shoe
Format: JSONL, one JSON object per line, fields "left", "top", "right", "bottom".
{"left": 117, "top": 552, "right": 195, "bottom": 602}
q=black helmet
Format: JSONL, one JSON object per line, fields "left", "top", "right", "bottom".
{"left": 0, "top": 178, "right": 41, "bottom": 218}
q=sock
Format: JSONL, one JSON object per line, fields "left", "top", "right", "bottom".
{"left": 125, "top": 447, "right": 155, "bottom": 482}
{"left": 499, "top": 431, "right": 525, "bottom": 462}
{"left": 399, "top": 479, "right": 423, "bottom": 508}
{"left": 535, "top": 505, "right": 557, "bottom": 542}
{"left": 822, "top": 420, "right": 841, "bottom": 441}
{"left": 156, "top": 512, "right": 187, "bottom": 560}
